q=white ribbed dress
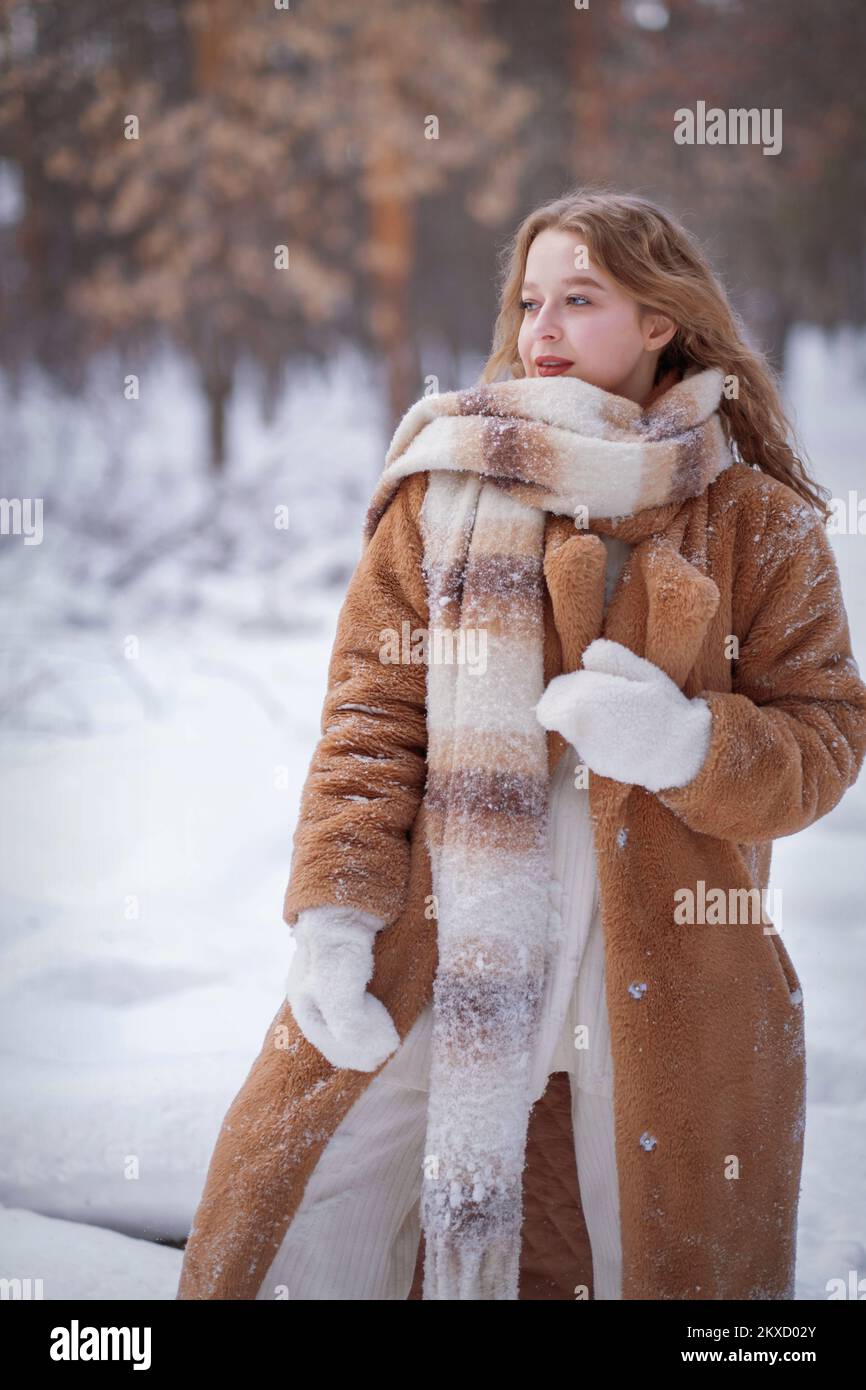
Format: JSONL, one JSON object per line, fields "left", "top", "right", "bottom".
{"left": 526, "top": 531, "right": 631, "bottom": 1103}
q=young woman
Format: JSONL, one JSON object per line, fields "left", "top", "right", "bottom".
{"left": 177, "top": 189, "right": 866, "bottom": 1302}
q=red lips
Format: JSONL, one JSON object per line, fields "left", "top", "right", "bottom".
{"left": 535, "top": 357, "right": 574, "bottom": 376}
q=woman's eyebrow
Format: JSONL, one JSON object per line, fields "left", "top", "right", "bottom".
{"left": 521, "top": 275, "right": 606, "bottom": 292}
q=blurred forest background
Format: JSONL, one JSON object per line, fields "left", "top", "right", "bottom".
{"left": 1, "top": 0, "right": 866, "bottom": 1298}
{"left": 1, "top": 0, "right": 864, "bottom": 629}
{"left": 2, "top": 0, "right": 865, "bottom": 460}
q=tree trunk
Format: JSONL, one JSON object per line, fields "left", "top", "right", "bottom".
{"left": 365, "top": 143, "right": 418, "bottom": 430}
{"left": 204, "top": 369, "right": 232, "bottom": 473}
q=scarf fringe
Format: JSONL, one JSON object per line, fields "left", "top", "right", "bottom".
{"left": 422, "top": 1229, "right": 521, "bottom": 1301}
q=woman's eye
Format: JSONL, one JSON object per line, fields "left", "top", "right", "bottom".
{"left": 519, "top": 295, "right": 589, "bottom": 311}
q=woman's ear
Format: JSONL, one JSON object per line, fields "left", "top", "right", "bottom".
{"left": 642, "top": 310, "right": 677, "bottom": 354}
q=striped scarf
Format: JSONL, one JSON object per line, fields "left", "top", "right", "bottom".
{"left": 362, "top": 365, "right": 732, "bottom": 1299}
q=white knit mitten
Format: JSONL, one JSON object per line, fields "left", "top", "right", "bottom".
{"left": 285, "top": 905, "right": 400, "bottom": 1071}
{"left": 535, "top": 637, "right": 712, "bottom": 793}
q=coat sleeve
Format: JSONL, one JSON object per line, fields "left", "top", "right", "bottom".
{"left": 656, "top": 490, "right": 866, "bottom": 843}
{"left": 282, "top": 473, "right": 429, "bottom": 928}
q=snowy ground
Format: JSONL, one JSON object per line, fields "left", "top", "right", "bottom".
{"left": 1, "top": 329, "right": 864, "bottom": 1299}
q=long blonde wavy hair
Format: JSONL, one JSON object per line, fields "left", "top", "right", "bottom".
{"left": 481, "top": 187, "right": 831, "bottom": 520}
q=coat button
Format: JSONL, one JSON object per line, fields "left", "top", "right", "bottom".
{"left": 628, "top": 981, "right": 647, "bottom": 999}
{"left": 639, "top": 1130, "right": 657, "bottom": 1151}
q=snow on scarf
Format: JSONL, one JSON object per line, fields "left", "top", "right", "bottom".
{"left": 361, "top": 364, "right": 733, "bottom": 1300}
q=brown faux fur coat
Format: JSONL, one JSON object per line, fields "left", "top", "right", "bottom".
{"left": 177, "top": 459, "right": 866, "bottom": 1301}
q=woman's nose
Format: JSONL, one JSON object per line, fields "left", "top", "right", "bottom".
{"left": 532, "top": 305, "right": 562, "bottom": 337}
{"left": 534, "top": 319, "right": 562, "bottom": 343}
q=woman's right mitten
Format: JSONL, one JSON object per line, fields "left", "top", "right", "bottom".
{"left": 285, "top": 905, "right": 400, "bottom": 1072}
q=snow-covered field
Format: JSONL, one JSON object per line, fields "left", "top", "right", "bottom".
{"left": 1, "top": 330, "right": 864, "bottom": 1300}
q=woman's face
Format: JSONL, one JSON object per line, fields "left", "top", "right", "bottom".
{"left": 516, "top": 227, "right": 676, "bottom": 402}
